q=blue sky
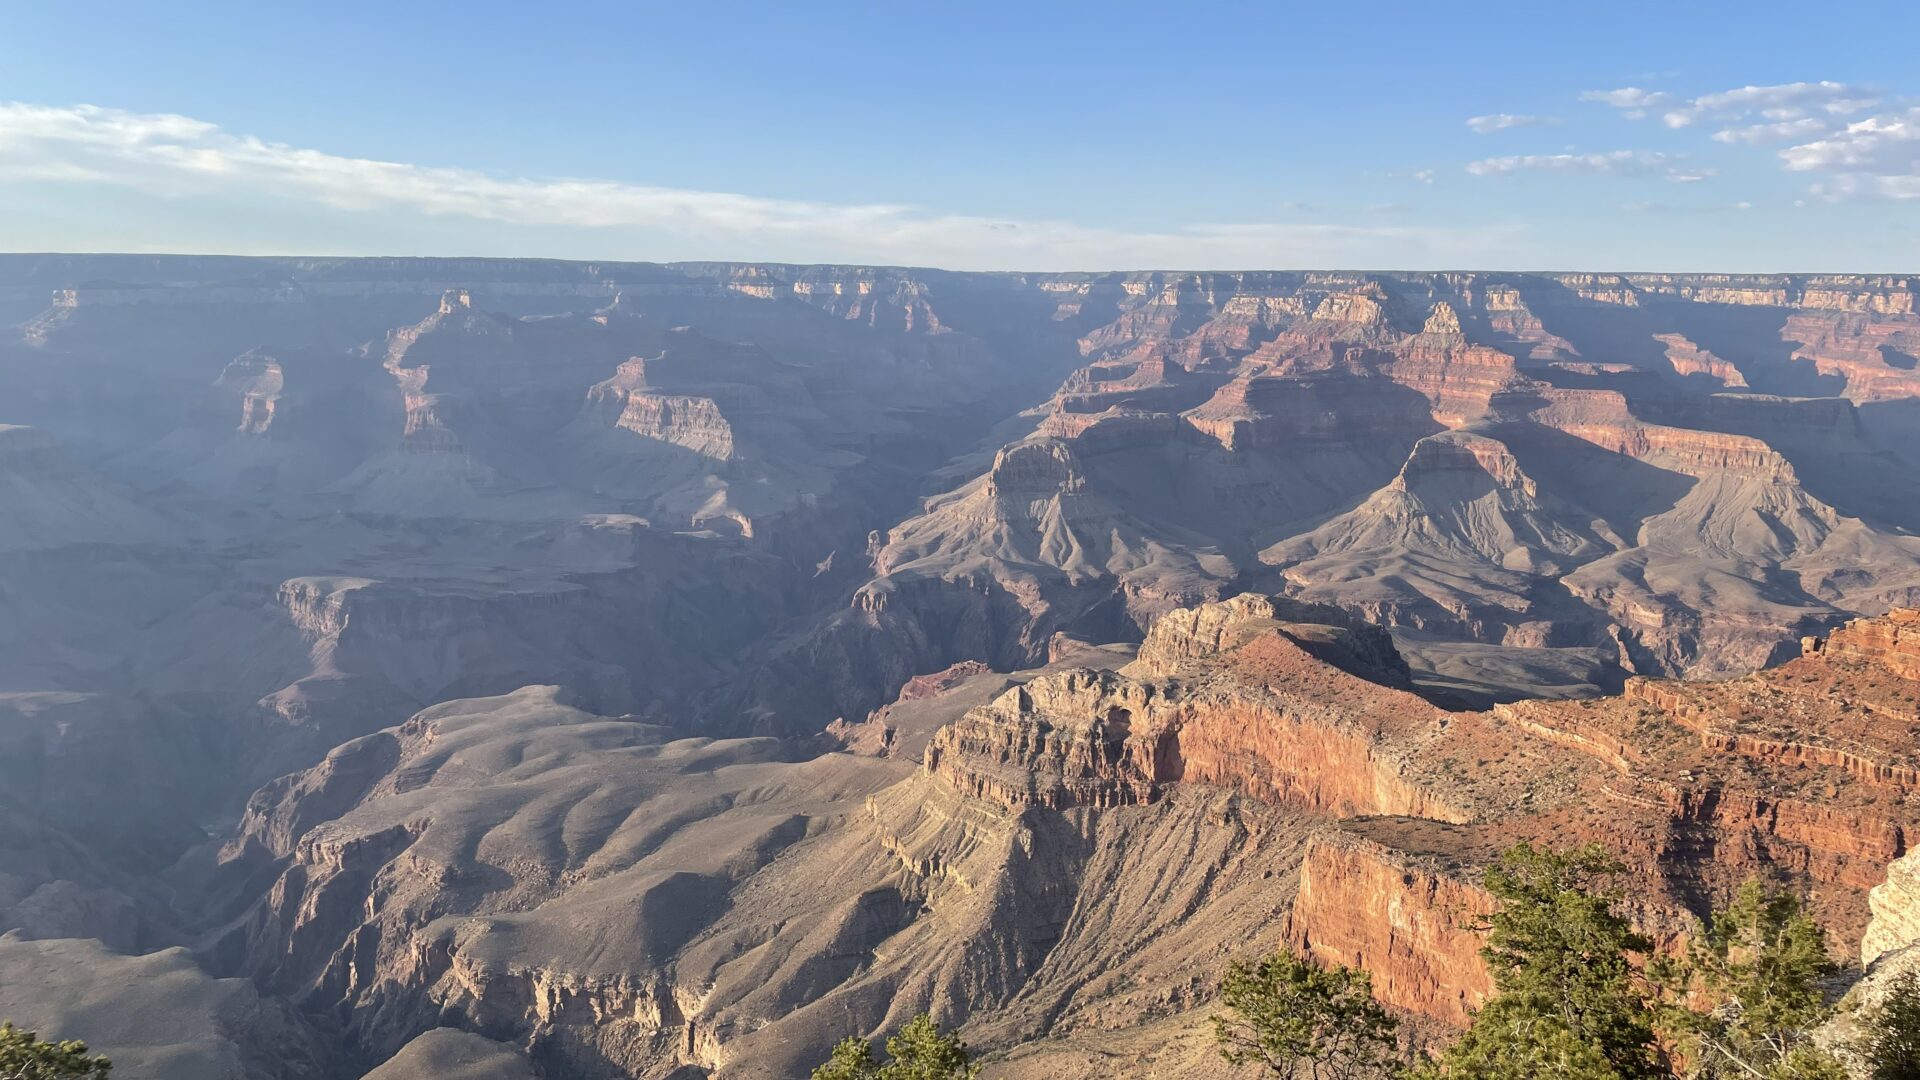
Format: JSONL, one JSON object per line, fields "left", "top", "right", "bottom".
{"left": 2, "top": 1, "right": 1916, "bottom": 270}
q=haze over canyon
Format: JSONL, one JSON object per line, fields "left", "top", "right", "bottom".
{"left": 1, "top": 255, "right": 1918, "bottom": 1078}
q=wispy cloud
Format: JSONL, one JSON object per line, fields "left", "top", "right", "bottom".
{"left": 1711, "top": 117, "right": 1830, "bottom": 145}
{"left": 0, "top": 102, "right": 1527, "bottom": 269}
{"left": 1576, "top": 79, "right": 1916, "bottom": 202}
{"left": 1620, "top": 199, "right": 1755, "bottom": 214}
{"left": 1466, "top": 149, "right": 1708, "bottom": 182}
{"left": 1659, "top": 81, "right": 1877, "bottom": 129}
{"left": 1583, "top": 81, "right": 1876, "bottom": 131}
{"left": 1579, "top": 87, "right": 1672, "bottom": 120}
{"left": 1780, "top": 107, "right": 1920, "bottom": 200}
{"left": 1465, "top": 113, "right": 1555, "bottom": 134}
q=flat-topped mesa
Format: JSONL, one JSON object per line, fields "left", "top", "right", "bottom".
{"left": 383, "top": 288, "right": 512, "bottom": 369}
{"left": 612, "top": 394, "right": 737, "bottom": 460}
{"left": 1517, "top": 388, "right": 1798, "bottom": 479}
{"left": 1478, "top": 284, "right": 1579, "bottom": 361}
{"left": 214, "top": 352, "right": 287, "bottom": 435}
{"left": 1036, "top": 352, "right": 1224, "bottom": 438}
{"left": 1288, "top": 831, "right": 1498, "bottom": 1025}
{"left": 983, "top": 439, "right": 1086, "bottom": 499}
{"left": 1655, "top": 333, "right": 1748, "bottom": 387}
{"left": 1182, "top": 368, "right": 1437, "bottom": 451}
{"left": 1392, "top": 430, "right": 1534, "bottom": 495}
{"left": 1131, "top": 593, "right": 1410, "bottom": 686}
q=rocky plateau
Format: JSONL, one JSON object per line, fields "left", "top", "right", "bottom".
{"left": 0, "top": 257, "right": 1918, "bottom": 1077}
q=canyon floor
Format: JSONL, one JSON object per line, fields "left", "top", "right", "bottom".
{"left": 1, "top": 257, "right": 1918, "bottom": 1077}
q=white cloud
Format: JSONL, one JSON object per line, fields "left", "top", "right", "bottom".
{"left": 1466, "top": 149, "right": 1703, "bottom": 182}
{"left": 1779, "top": 107, "right": 1920, "bottom": 200}
{"left": 1576, "top": 80, "right": 1914, "bottom": 202}
{"left": 1581, "top": 88, "right": 1672, "bottom": 110}
{"left": 1584, "top": 81, "right": 1876, "bottom": 129}
{"left": 1465, "top": 113, "right": 1554, "bottom": 134}
{"left": 1619, "top": 199, "right": 1752, "bottom": 214}
{"left": 1781, "top": 108, "right": 1920, "bottom": 173}
{"left": 0, "top": 102, "right": 1525, "bottom": 269}
{"left": 1711, "top": 117, "right": 1831, "bottom": 145}
{"left": 1579, "top": 87, "right": 1673, "bottom": 119}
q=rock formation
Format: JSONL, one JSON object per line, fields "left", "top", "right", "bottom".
{"left": 196, "top": 598, "right": 1920, "bottom": 1076}
{"left": 1, "top": 256, "right": 1919, "bottom": 1077}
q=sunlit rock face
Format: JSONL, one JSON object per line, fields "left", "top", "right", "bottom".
{"left": 751, "top": 268, "right": 1920, "bottom": 730}
{"left": 1, "top": 256, "right": 1920, "bottom": 1077}
{"left": 210, "top": 599, "right": 1920, "bottom": 1076}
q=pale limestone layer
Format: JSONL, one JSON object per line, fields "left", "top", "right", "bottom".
{"left": 1865, "top": 848, "right": 1920, "bottom": 965}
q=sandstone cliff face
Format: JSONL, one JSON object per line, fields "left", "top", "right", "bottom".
{"left": 916, "top": 601, "right": 1919, "bottom": 1021}
{"left": 210, "top": 597, "right": 1920, "bottom": 1080}
{"left": 1288, "top": 834, "right": 1496, "bottom": 1024}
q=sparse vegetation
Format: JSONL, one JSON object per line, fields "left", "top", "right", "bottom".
{"left": 1417, "top": 843, "right": 1665, "bottom": 1080}
{"left": 0, "top": 1022, "right": 112, "bottom": 1079}
{"left": 1217, "top": 848, "right": 1910, "bottom": 1080}
{"left": 1651, "top": 879, "right": 1845, "bottom": 1079}
{"left": 811, "top": 1013, "right": 979, "bottom": 1080}
{"left": 1859, "top": 968, "right": 1920, "bottom": 1080}
{"left": 1212, "top": 950, "right": 1405, "bottom": 1079}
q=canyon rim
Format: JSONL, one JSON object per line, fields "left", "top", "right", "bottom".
{"left": 8, "top": 6, "right": 1920, "bottom": 1076}
{"left": 0, "top": 258, "right": 1917, "bottom": 1076}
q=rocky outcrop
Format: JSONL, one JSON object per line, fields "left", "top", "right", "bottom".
{"left": 1656, "top": 334, "right": 1748, "bottom": 387}
{"left": 920, "top": 596, "right": 1455, "bottom": 818}
{"left": 186, "top": 596, "right": 1920, "bottom": 1080}
{"left": 1864, "top": 849, "right": 1920, "bottom": 965}
{"left": 1784, "top": 312, "right": 1920, "bottom": 402}
{"left": 1807, "top": 608, "right": 1920, "bottom": 681}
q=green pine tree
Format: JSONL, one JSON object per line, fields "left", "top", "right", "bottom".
{"left": 1212, "top": 950, "right": 1404, "bottom": 1079}
{"left": 811, "top": 1035, "right": 881, "bottom": 1080}
{"left": 1652, "top": 879, "right": 1845, "bottom": 1079}
{"left": 880, "top": 1015, "right": 980, "bottom": 1080}
{"left": 809, "top": 1014, "right": 978, "bottom": 1080}
{"left": 0, "top": 1022, "right": 112, "bottom": 1079}
{"left": 1859, "top": 968, "right": 1920, "bottom": 1080}
{"left": 1418, "top": 843, "right": 1664, "bottom": 1080}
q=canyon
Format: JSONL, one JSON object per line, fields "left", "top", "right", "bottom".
{"left": 0, "top": 256, "right": 1918, "bottom": 1077}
